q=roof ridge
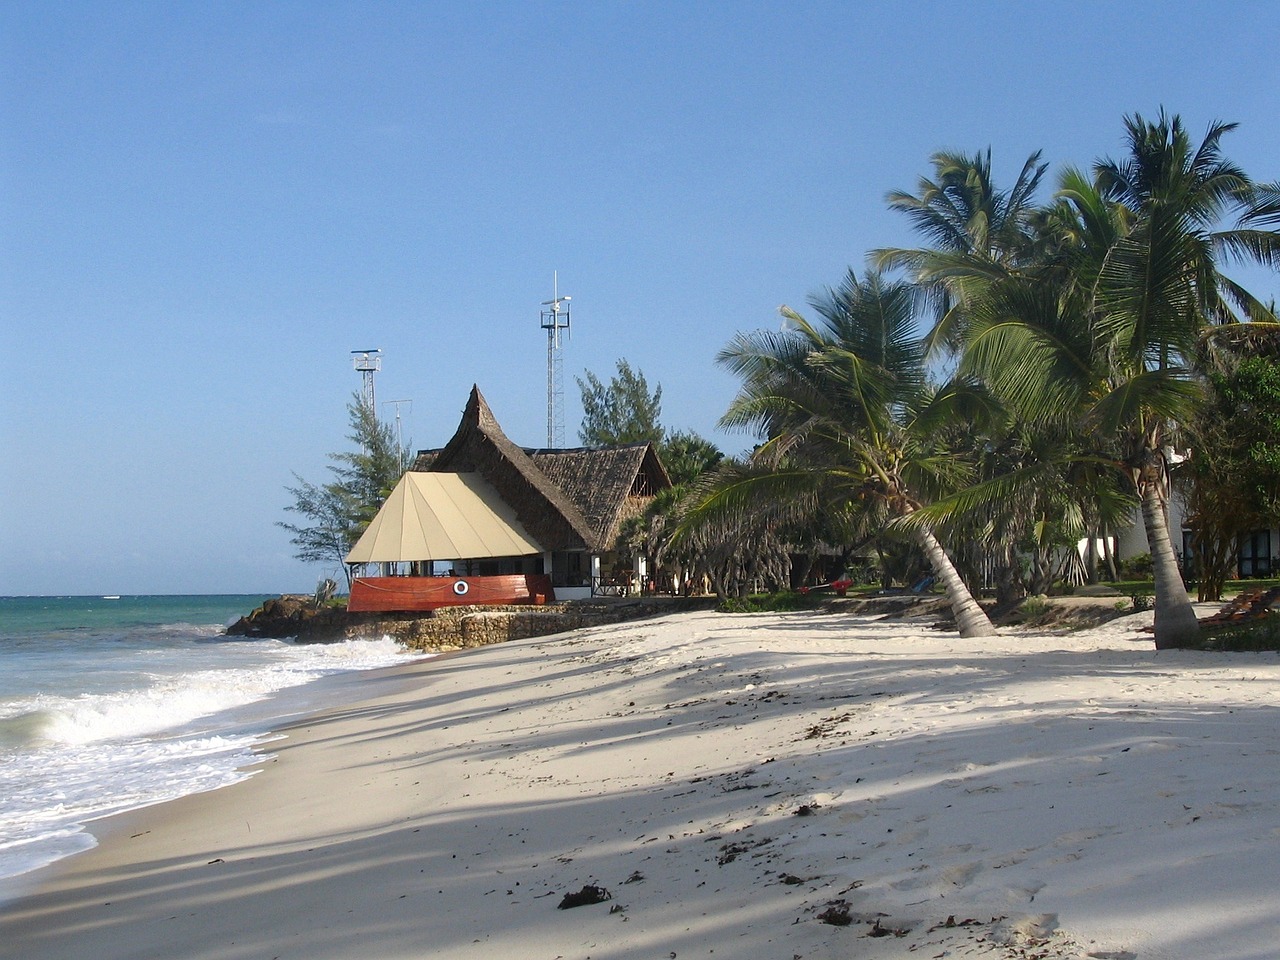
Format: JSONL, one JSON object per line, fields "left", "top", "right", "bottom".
{"left": 428, "top": 386, "right": 601, "bottom": 549}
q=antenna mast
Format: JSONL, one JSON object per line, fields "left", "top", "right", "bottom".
{"left": 382, "top": 399, "right": 413, "bottom": 453}
{"left": 351, "top": 349, "right": 382, "bottom": 414}
{"left": 540, "top": 273, "right": 572, "bottom": 448}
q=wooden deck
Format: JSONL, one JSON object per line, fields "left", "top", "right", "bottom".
{"left": 347, "top": 574, "right": 555, "bottom": 613}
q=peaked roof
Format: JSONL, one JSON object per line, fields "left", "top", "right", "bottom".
{"left": 413, "top": 386, "right": 600, "bottom": 551}
{"left": 345, "top": 472, "right": 543, "bottom": 563}
{"left": 411, "top": 386, "right": 672, "bottom": 553}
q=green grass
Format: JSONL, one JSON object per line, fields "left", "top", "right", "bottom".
{"left": 1201, "top": 614, "right": 1280, "bottom": 652}
{"left": 1100, "top": 577, "right": 1280, "bottom": 596}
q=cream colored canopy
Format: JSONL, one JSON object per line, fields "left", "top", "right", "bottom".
{"left": 345, "top": 472, "right": 544, "bottom": 563}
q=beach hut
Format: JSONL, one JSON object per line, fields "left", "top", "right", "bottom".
{"left": 346, "top": 385, "right": 671, "bottom": 611}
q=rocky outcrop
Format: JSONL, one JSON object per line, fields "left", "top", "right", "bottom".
{"left": 226, "top": 595, "right": 375, "bottom": 642}
{"left": 226, "top": 595, "right": 715, "bottom": 652}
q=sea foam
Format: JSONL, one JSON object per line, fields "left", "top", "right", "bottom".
{"left": 0, "top": 621, "right": 418, "bottom": 895}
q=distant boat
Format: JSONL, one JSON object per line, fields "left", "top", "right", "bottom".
{"left": 101, "top": 595, "right": 121, "bottom": 600}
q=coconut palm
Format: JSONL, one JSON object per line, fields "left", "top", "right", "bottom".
{"left": 696, "top": 269, "right": 997, "bottom": 638}
{"left": 879, "top": 148, "right": 1141, "bottom": 603}
{"left": 874, "top": 148, "right": 1048, "bottom": 356}
{"left": 962, "top": 112, "right": 1280, "bottom": 648}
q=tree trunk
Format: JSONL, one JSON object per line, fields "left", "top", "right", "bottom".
{"left": 875, "top": 542, "right": 891, "bottom": 590}
{"left": 992, "top": 541, "right": 1025, "bottom": 606}
{"left": 1100, "top": 528, "right": 1118, "bottom": 581}
{"left": 915, "top": 525, "right": 997, "bottom": 638}
{"left": 1140, "top": 478, "right": 1202, "bottom": 649}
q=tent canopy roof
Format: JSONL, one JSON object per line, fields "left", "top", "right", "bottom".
{"left": 345, "top": 472, "right": 544, "bottom": 564}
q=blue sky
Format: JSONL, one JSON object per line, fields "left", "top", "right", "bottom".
{"left": 3, "top": 1, "right": 1278, "bottom": 596}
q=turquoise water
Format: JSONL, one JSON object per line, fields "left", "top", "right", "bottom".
{"left": 0, "top": 594, "right": 417, "bottom": 896}
{"left": 0, "top": 594, "right": 266, "bottom": 634}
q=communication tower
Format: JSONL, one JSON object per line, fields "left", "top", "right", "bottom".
{"left": 540, "top": 274, "right": 572, "bottom": 448}
{"left": 351, "top": 349, "right": 382, "bottom": 413}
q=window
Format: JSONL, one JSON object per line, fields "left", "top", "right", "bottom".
{"left": 1238, "top": 530, "right": 1272, "bottom": 578}
{"left": 1181, "top": 529, "right": 1198, "bottom": 577}
{"left": 551, "top": 551, "right": 585, "bottom": 587}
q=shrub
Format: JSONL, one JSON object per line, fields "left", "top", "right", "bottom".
{"left": 1117, "top": 553, "right": 1154, "bottom": 580}
{"left": 717, "top": 591, "right": 813, "bottom": 613}
{"left": 1021, "top": 595, "right": 1050, "bottom": 618}
{"left": 1129, "top": 593, "right": 1154, "bottom": 612}
{"left": 1203, "top": 614, "right": 1280, "bottom": 652}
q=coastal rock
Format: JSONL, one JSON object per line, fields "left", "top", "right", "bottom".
{"left": 225, "top": 595, "right": 715, "bottom": 650}
{"left": 225, "top": 595, "right": 363, "bottom": 641}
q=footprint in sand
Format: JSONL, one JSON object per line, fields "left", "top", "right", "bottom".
{"left": 1006, "top": 880, "right": 1045, "bottom": 903}
{"left": 940, "top": 861, "right": 982, "bottom": 888}
{"left": 989, "top": 849, "right": 1031, "bottom": 868}
{"left": 1052, "top": 826, "right": 1116, "bottom": 847}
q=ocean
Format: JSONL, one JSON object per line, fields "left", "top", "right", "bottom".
{"left": 0, "top": 594, "right": 419, "bottom": 899}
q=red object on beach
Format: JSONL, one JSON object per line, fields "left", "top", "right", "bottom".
{"left": 347, "top": 574, "right": 555, "bottom": 612}
{"left": 800, "top": 579, "right": 853, "bottom": 597}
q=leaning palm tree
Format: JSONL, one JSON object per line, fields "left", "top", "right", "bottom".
{"left": 963, "top": 111, "right": 1280, "bottom": 648}
{"left": 879, "top": 148, "right": 1141, "bottom": 602}
{"left": 693, "top": 269, "right": 997, "bottom": 638}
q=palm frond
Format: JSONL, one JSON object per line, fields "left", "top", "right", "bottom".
{"left": 1086, "top": 368, "right": 1202, "bottom": 436}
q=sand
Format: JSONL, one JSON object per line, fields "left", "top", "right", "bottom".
{"left": 2, "top": 606, "right": 1278, "bottom": 960}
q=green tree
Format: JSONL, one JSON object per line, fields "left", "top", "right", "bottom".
{"left": 577, "top": 359, "right": 664, "bottom": 446}
{"left": 875, "top": 148, "right": 1093, "bottom": 602}
{"left": 277, "top": 477, "right": 361, "bottom": 583}
{"left": 960, "top": 112, "right": 1280, "bottom": 647}
{"left": 875, "top": 147, "right": 1048, "bottom": 356}
{"left": 699, "top": 269, "right": 997, "bottom": 636}
{"left": 279, "top": 396, "right": 411, "bottom": 585}
{"left": 1184, "top": 328, "right": 1280, "bottom": 598}
{"left": 659, "top": 430, "right": 723, "bottom": 485}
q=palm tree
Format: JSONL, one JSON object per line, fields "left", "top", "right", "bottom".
{"left": 962, "top": 111, "right": 1280, "bottom": 648}
{"left": 878, "top": 150, "right": 1117, "bottom": 602}
{"left": 874, "top": 148, "right": 1048, "bottom": 356}
{"left": 698, "top": 269, "right": 997, "bottom": 638}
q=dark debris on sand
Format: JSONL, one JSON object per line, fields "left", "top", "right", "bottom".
{"left": 556, "top": 885, "right": 613, "bottom": 909}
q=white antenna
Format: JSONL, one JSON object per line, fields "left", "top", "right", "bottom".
{"left": 382, "top": 399, "right": 413, "bottom": 452}
{"left": 540, "top": 272, "right": 572, "bottom": 448}
{"left": 351, "top": 349, "right": 382, "bottom": 413}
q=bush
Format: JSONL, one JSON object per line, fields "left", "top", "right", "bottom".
{"left": 1021, "top": 594, "right": 1050, "bottom": 618}
{"left": 1116, "top": 553, "right": 1154, "bottom": 580}
{"left": 1203, "top": 614, "right": 1280, "bottom": 652}
{"left": 1129, "top": 593, "right": 1154, "bottom": 612}
{"left": 717, "top": 591, "right": 814, "bottom": 613}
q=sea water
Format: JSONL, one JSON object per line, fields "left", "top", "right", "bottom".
{"left": 0, "top": 594, "right": 418, "bottom": 896}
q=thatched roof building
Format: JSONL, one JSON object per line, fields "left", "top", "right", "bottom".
{"left": 404, "top": 385, "right": 671, "bottom": 596}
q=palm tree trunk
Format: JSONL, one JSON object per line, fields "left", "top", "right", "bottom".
{"left": 915, "top": 525, "right": 997, "bottom": 638}
{"left": 1139, "top": 479, "right": 1202, "bottom": 649}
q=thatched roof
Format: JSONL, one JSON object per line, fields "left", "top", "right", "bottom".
{"left": 412, "top": 386, "right": 671, "bottom": 552}
{"left": 529, "top": 445, "right": 670, "bottom": 547}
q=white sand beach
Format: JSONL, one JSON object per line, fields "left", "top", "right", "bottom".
{"left": 3, "top": 606, "right": 1277, "bottom": 960}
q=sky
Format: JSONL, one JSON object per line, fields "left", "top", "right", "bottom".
{"left": 2, "top": 1, "right": 1278, "bottom": 597}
